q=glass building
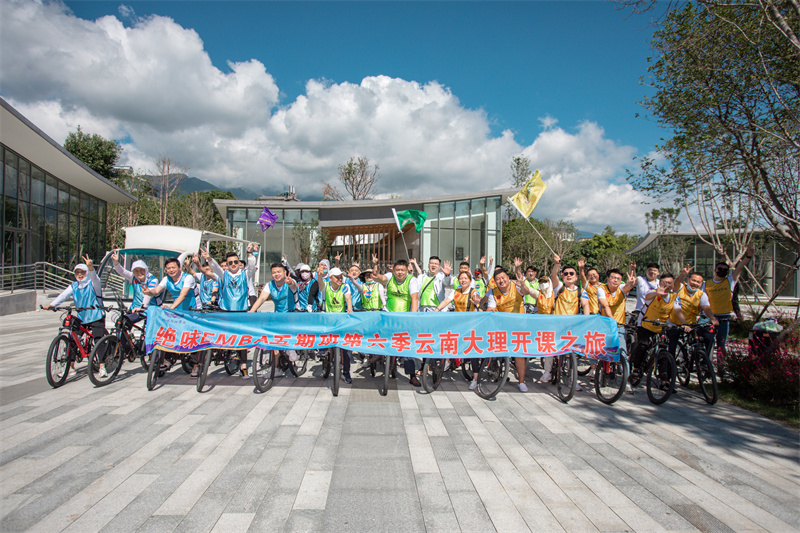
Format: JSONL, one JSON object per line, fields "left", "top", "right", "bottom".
{"left": 1, "top": 98, "right": 134, "bottom": 268}
{"left": 626, "top": 232, "right": 798, "bottom": 299}
{"left": 214, "top": 190, "right": 511, "bottom": 287}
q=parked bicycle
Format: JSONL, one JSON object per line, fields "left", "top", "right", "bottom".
{"left": 43, "top": 305, "right": 109, "bottom": 388}
{"left": 675, "top": 322, "right": 718, "bottom": 404}
{"left": 89, "top": 310, "right": 148, "bottom": 387}
{"left": 630, "top": 319, "right": 678, "bottom": 405}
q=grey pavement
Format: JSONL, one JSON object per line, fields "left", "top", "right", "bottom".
{"left": 0, "top": 309, "right": 798, "bottom": 532}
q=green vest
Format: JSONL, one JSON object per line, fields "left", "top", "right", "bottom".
{"left": 419, "top": 275, "right": 439, "bottom": 307}
{"left": 362, "top": 281, "right": 383, "bottom": 310}
{"left": 474, "top": 278, "right": 487, "bottom": 298}
{"left": 387, "top": 275, "right": 412, "bottom": 312}
{"left": 325, "top": 283, "right": 347, "bottom": 313}
{"left": 523, "top": 279, "right": 539, "bottom": 304}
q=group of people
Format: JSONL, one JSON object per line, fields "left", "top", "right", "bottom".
{"left": 45, "top": 241, "right": 754, "bottom": 393}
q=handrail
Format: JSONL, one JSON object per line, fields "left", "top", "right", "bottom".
{"left": 0, "top": 262, "right": 75, "bottom": 294}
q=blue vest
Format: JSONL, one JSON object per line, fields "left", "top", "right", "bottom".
{"left": 269, "top": 281, "right": 296, "bottom": 313}
{"left": 131, "top": 274, "right": 159, "bottom": 314}
{"left": 72, "top": 281, "right": 104, "bottom": 324}
{"left": 165, "top": 273, "right": 195, "bottom": 310}
{"left": 220, "top": 270, "right": 249, "bottom": 311}
{"left": 345, "top": 278, "right": 363, "bottom": 310}
{"left": 297, "top": 279, "right": 316, "bottom": 310}
{"left": 197, "top": 276, "right": 217, "bottom": 305}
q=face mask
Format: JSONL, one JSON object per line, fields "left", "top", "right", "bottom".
{"left": 300, "top": 272, "right": 311, "bottom": 281}
{"left": 253, "top": 252, "right": 259, "bottom": 257}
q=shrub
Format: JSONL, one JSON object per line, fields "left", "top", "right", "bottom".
{"left": 725, "top": 337, "right": 800, "bottom": 409}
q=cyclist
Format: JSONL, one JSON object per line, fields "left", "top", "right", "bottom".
{"left": 633, "top": 262, "right": 660, "bottom": 318}
{"left": 630, "top": 273, "right": 690, "bottom": 378}
{"left": 295, "top": 263, "right": 320, "bottom": 312}
{"left": 436, "top": 270, "right": 483, "bottom": 388}
{"left": 597, "top": 267, "right": 637, "bottom": 389}
{"left": 354, "top": 267, "right": 386, "bottom": 369}
{"left": 539, "top": 254, "right": 581, "bottom": 386}
{"left": 373, "top": 255, "right": 422, "bottom": 387}
{"left": 110, "top": 249, "right": 160, "bottom": 321}
{"left": 675, "top": 248, "right": 752, "bottom": 374}
{"left": 43, "top": 255, "right": 107, "bottom": 377}
{"left": 668, "top": 266, "right": 719, "bottom": 357}
{"left": 522, "top": 266, "right": 539, "bottom": 314}
{"left": 189, "top": 255, "right": 219, "bottom": 308}
{"left": 414, "top": 256, "right": 453, "bottom": 312}
{"left": 317, "top": 266, "right": 354, "bottom": 383}
{"left": 249, "top": 262, "right": 299, "bottom": 376}
{"left": 199, "top": 249, "right": 252, "bottom": 377}
{"left": 579, "top": 258, "right": 601, "bottom": 315}
{"left": 486, "top": 266, "right": 534, "bottom": 391}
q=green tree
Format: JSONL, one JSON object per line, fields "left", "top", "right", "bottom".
{"left": 577, "top": 226, "right": 640, "bottom": 274}
{"left": 64, "top": 126, "right": 122, "bottom": 180}
{"left": 510, "top": 155, "right": 532, "bottom": 188}
{"left": 292, "top": 219, "right": 332, "bottom": 264}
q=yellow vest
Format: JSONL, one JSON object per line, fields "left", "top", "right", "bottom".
{"left": 642, "top": 292, "right": 678, "bottom": 333}
{"left": 584, "top": 283, "right": 600, "bottom": 314}
{"left": 600, "top": 283, "right": 626, "bottom": 324}
{"left": 670, "top": 285, "right": 704, "bottom": 325}
{"left": 554, "top": 285, "right": 580, "bottom": 315}
{"left": 492, "top": 284, "right": 524, "bottom": 313}
{"left": 537, "top": 292, "right": 554, "bottom": 315}
{"left": 706, "top": 276, "right": 733, "bottom": 315}
{"left": 454, "top": 289, "right": 475, "bottom": 312}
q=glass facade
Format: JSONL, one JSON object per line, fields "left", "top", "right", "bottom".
{"left": 228, "top": 207, "right": 319, "bottom": 287}
{"left": 422, "top": 196, "right": 502, "bottom": 265}
{"left": 1, "top": 143, "right": 107, "bottom": 268}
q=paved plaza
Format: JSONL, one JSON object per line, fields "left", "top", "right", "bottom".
{"left": 0, "top": 309, "right": 798, "bottom": 532}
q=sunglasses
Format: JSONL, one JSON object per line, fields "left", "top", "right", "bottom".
{"left": 226, "top": 261, "right": 239, "bottom": 266}
{"left": 562, "top": 271, "right": 577, "bottom": 276}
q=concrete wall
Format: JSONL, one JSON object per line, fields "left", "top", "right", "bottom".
{"left": 0, "top": 290, "right": 37, "bottom": 316}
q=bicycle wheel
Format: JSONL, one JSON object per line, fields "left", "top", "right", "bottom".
{"left": 696, "top": 349, "right": 718, "bottom": 405}
{"left": 676, "top": 344, "right": 691, "bottom": 387}
{"left": 461, "top": 360, "right": 472, "bottom": 382}
{"left": 577, "top": 355, "right": 592, "bottom": 376}
{"left": 252, "top": 348, "right": 275, "bottom": 393}
{"left": 421, "top": 358, "right": 446, "bottom": 393}
{"left": 291, "top": 350, "right": 311, "bottom": 377}
{"left": 475, "top": 357, "right": 509, "bottom": 400}
{"left": 147, "top": 349, "right": 163, "bottom": 391}
{"left": 46, "top": 334, "right": 71, "bottom": 388}
{"left": 139, "top": 346, "right": 151, "bottom": 371}
{"left": 197, "top": 349, "right": 212, "bottom": 392}
{"left": 181, "top": 356, "right": 194, "bottom": 374}
{"left": 89, "top": 335, "right": 124, "bottom": 387}
{"left": 321, "top": 350, "right": 332, "bottom": 379}
{"left": 646, "top": 350, "right": 676, "bottom": 405}
{"left": 556, "top": 352, "right": 577, "bottom": 403}
{"left": 332, "top": 348, "right": 341, "bottom": 397}
{"left": 380, "top": 356, "right": 394, "bottom": 396}
{"left": 595, "top": 352, "right": 629, "bottom": 405}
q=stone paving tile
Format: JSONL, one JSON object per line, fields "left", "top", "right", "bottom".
{"left": 0, "top": 310, "right": 798, "bottom": 532}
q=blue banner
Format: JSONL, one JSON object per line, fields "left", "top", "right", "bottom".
{"left": 145, "top": 308, "right": 621, "bottom": 361}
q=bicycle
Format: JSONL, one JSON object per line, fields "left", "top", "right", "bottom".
{"left": 251, "top": 348, "right": 312, "bottom": 393}
{"left": 44, "top": 306, "right": 110, "bottom": 388}
{"left": 593, "top": 324, "right": 632, "bottom": 405}
{"left": 89, "top": 310, "right": 148, "bottom": 387}
{"left": 630, "top": 319, "right": 678, "bottom": 405}
{"left": 473, "top": 356, "right": 511, "bottom": 400}
{"left": 675, "top": 322, "right": 718, "bottom": 404}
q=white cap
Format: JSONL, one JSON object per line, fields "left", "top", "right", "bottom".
{"left": 328, "top": 267, "right": 344, "bottom": 277}
{"left": 297, "top": 263, "right": 311, "bottom": 272}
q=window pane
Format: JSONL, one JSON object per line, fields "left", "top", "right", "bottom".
{"left": 301, "top": 209, "right": 318, "bottom": 223}
{"left": 455, "top": 201, "right": 470, "bottom": 230}
{"left": 471, "top": 229, "right": 485, "bottom": 261}
{"left": 98, "top": 200, "right": 106, "bottom": 221}
{"left": 46, "top": 175, "right": 59, "bottom": 209}
{"left": 486, "top": 197, "right": 500, "bottom": 231}
{"left": 4, "top": 197, "right": 17, "bottom": 227}
{"left": 439, "top": 228, "right": 454, "bottom": 264}
{"left": 439, "top": 202, "right": 454, "bottom": 229}
{"left": 90, "top": 198, "right": 98, "bottom": 221}
{"left": 46, "top": 208, "right": 57, "bottom": 263}
{"left": 58, "top": 182, "right": 70, "bottom": 212}
{"left": 18, "top": 163, "right": 30, "bottom": 203}
{"left": 230, "top": 208, "right": 246, "bottom": 223}
{"left": 455, "top": 229, "right": 469, "bottom": 261}
{"left": 4, "top": 151, "right": 17, "bottom": 200}
{"left": 423, "top": 203, "right": 439, "bottom": 227}
{"left": 31, "top": 168, "right": 45, "bottom": 206}
{"left": 58, "top": 211, "right": 69, "bottom": 267}
{"left": 247, "top": 208, "right": 261, "bottom": 222}
{"left": 284, "top": 209, "right": 301, "bottom": 224}
{"left": 70, "top": 215, "right": 79, "bottom": 262}
{"left": 17, "top": 201, "right": 29, "bottom": 230}
{"left": 31, "top": 204, "right": 43, "bottom": 262}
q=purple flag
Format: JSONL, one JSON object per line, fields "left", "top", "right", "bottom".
{"left": 257, "top": 207, "right": 278, "bottom": 230}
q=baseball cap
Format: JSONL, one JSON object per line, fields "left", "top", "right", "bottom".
{"left": 328, "top": 267, "right": 344, "bottom": 277}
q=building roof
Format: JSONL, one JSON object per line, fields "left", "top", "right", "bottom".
{"left": 213, "top": 188, "right": 515, "bottom": 227}
{"left": 0, "top": 98, "right": 135, "bottom": 204}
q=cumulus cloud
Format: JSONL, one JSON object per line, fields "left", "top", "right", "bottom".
{"left": 0, "top": 0, "right": 652, "bottom": 233}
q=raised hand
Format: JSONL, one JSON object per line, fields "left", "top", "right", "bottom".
{"left": 479, "top": 256, "right": 486, "bottom": 265}
{"left": 442, "top": 260, "right": 452, "bottom": 275}
{"left": 111, "top": 249, "right": 120, "bottom": 264}
{"left": 681, "top": 263, "right": 694, "bottom": 277}
{"left": 578, "top": 257, "right": 586, "bottom": 270}
{"left": 553, "top": 254, "right": 561, "bottom": 263}
{"left": 513, "top": 257, "right": 523, "bottom": 268}
{"left": 201, "top": 249, "right": 210, "bottom": 261}
{"left": 372, "top": 253, "right": 379, "bottom": 265}
{"left": 82, "top": 254, "right": 94, "bottom": 270}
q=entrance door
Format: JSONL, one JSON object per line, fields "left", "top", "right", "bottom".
{"left": 3, "top": 230, "right": 30, "bottom": 266}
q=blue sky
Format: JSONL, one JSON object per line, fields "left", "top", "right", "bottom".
{"left": 1, "top": 0, "right": 666, "bottom": 233}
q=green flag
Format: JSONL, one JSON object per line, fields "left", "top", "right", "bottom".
{"left": 392, "top": 208, "right": 428, "bottom": 232}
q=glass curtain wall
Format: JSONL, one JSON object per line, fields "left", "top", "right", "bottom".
{"left": 1, "top": 143, "right": 107, "bottom": 268}
{"left": 421, "top": 196, "right": 501, "bottom": 266}
{"left": 228, "top": 207, "right": 319, "bottom": 288}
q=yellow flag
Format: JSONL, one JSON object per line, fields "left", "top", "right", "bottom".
{"left": 509, "top": 170, "right": 548, "bottom": 218}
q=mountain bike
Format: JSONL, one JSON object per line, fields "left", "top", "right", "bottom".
{"left": 631, "top": 320, "right": 678, "bottom": 405}
{"left": 89, "top": 310, "right": 148, "bottom": 387}
{"left": 675, "top": 322, "right": 718, "bottom": 404}
{"left": 44, "top": 306, "right": 108, "bottom": 388}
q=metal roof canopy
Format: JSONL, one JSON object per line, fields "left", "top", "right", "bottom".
{"left": 123, "top": 225, "right": 250, "bottom": 255}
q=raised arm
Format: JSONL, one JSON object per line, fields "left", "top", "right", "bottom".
{"left": 733, "top": 246, "right": 754, "bottom": 283}
{"left": 550, "top": 254, "right": 561, "bottom": 289}
{"left": 578, "top": 257, "right": 587, "bottom": 289}
{"left": 674, "top": 263, "right": 693, "bottom": 288}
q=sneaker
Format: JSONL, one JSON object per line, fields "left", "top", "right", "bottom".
{"left": 519, "top": 383, "right": 528, "bottom": 392}
{"left": 409, "top": 375, "right": 421, "bottom": 387}
{"left": 287, "top": 350, "right": 300, "bottom": 362}
{"left": 539, "top": 372, "right": 552, "bottom": 383}
{"left": 469, "top": 379, "right": 478, "bottom": 390}
{"left": 274, "top": 370, "right": 285, "bottom": 378}
{"left": 361, "top": 359, "right": 371, "bottom": 369}
{"left": 98, "top": 367, "right": 108, "bottom": 378}
{"left": 576, "top": 383, "right": 583, "bottom": 392}
{"left": 241, "top": 368, "right": 249, "bottom": 378}
{"left": 626, "top": 383, "right": 634, "bottom": 394}
{"left": 191, "top": 367, "right": 198, "bottom": 377}
{"left": 342, "top": 373, "right": 352, "bottom": 384}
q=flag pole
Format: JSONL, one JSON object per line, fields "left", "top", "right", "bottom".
{"left": 510, "top": 203, "right": 557, "bottom": 256}
{"left": 392, "top": 208, "right": 412, "bottom": 261}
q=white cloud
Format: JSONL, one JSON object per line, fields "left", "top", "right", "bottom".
{"left": 0, "top": 0, "right": 652, "bottom": 234}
